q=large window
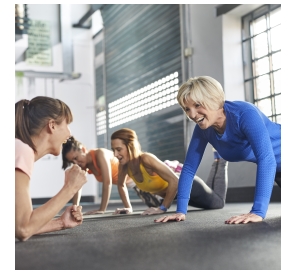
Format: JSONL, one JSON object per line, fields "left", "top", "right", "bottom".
{"left": 242, "top": 4, "right": 281, "bottom": 123}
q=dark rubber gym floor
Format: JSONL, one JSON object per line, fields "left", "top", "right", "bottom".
{"left": 15, "top": 201, "right": 281, "bottom": 270}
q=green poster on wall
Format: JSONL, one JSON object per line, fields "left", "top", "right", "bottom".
{"left": 26, "top": 20, "right": 52, "bottom": 66}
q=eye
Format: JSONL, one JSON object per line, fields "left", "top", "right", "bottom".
{"left": 184, "top": 107, "right": 189, "bottom": 112}
{"left": 195, "top": 103, "right": 200, "bottom": 108}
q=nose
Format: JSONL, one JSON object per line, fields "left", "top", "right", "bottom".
{"left": 187, "top": 108, "right": 197, "bottom": 120}
{"left": 67, "top": 126, "right": 71, "bottom": 138}
{"left": 113, "top": 150, "right": 119, "bottom": 158}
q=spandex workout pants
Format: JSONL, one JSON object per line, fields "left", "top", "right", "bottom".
{"left": 188, "top": 159, "right": 228, "bottom": 209}
{"left": 275, "top": 172, "right": 281, "bottom": 187}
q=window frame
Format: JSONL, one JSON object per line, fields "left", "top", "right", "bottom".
{"left": 241, "top": 4, "right": 281, "bottom": 123}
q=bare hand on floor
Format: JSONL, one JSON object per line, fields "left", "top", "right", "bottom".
{"left": 113, "top": 208, "right": 133, "bottom": 215}
{"left": 154, "top": 212, "right": 186, "bottom": 222}
{"left": 225, "top": 212, "right": 263, "bottom": 224}
{"left": 83, "top": 210, "right": 105, "bottom": 215}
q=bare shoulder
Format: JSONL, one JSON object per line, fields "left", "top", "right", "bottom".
{"left": 96, "top": 148, "right": 113, "bottom": 157}
{"left": 141, "top": 152, "right": 162, "bottom": 167}
{"left": 94, "top": 148, "right": 114, "bottom": 165}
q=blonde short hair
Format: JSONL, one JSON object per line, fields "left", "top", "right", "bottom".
{"left": 177, "top": 76, "right": 225, "bottom": 111}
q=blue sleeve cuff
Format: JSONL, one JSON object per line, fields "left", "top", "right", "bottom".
{"left": 159, "top": 204, "right": 167, "bottom": 212}
{"left": 250, "top": 196, "right": 270, "bottom": 218}
{"left": 176, "top": 198, "right": 189, "bottom": 214}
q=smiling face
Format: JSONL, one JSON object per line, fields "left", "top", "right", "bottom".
{"left": 111, "top": 138, "right": 130, "bottom": 165}
{"left": 51, "top": 119, "right": 71, "bottom": 156}
{"left": 65, "top": 148, "right": 87, "bottom": 169}
{"left": 183, "top": 97, "right": 221, "bottom": 130}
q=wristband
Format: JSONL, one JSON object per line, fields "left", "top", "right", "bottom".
{"left": 159, "top": 204, "right": 167, "bottom": 212}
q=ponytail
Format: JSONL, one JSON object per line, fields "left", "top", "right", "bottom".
{"left": 15, "top": 99, "right": 36, "bottom": 152}
{"left": 15, "top": 96, "right": 73, "bottom": 153}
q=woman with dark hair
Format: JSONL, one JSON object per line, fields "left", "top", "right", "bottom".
{"left": 15, "top": 96, "right": 87, "bottom": 241}
{"left": 111, "top": 128, "right": 228, "bottom": 215}
{"left": 62, "top": 136, "right": 163, "bottom": 215}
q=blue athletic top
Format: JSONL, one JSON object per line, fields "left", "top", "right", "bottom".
{"left": 176, "top": 100, "right": 281, "bottom": 218}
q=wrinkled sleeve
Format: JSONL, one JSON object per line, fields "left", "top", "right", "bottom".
{"left": 240, "top": 110, "right": 277, "bottom": 218}
{"left": 176, "top": 126, "right": 207, "bottom": 214}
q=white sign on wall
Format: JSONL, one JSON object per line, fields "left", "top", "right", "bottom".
{"left": 26, "top": 20, "right": 52, "bottom": 66}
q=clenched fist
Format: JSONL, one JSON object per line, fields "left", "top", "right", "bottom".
{"left": 60, "top": 205, "right": 83, "bottom": 229}
{"left": 64, "top": 164, "right": 87, "bottom": 194}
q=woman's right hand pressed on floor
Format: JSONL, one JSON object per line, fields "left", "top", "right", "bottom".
{"left": 113, "top": 208, "right": 133, "bottom": 215}
{"left": 84, "top": 210, "right": 105, "bottom": 215}
{"left": 154, "top": 213, "right": 186, "bottom": 223}
{"left": 225, "top": 212, "right": 263, "bottom": 224}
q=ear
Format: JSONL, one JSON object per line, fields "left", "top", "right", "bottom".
{"left": 47, "top": 119, "right": 56, "bottom": 134}
{"left": 81, "top": 146, "right": 87, "bottom": 153}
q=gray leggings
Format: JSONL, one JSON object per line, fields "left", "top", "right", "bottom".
{"left": 185, "top": 159, "right": 228, "bottom": 210}
{"left": 275, "top": 172, "right": 281, "bottom": 187}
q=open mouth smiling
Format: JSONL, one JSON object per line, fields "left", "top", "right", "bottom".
{"left": 195, "top": 117, "right": 204, "bottom": 124}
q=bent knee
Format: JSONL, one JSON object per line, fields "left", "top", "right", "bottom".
{"left": 204, "top": 200, "right": 225, "bottom": 210}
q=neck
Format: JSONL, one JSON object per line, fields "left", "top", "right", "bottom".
{"left": 128, "top": 156, "right": 140, "bottom": 171}
{"left": 31, "top": 134, "right": 51, "bottom": 161}
{"left": 213, "top": 108, "right": 226, "bottom": 134}
{"left": 85, "top": 151, "right": 93, "bottom": 167}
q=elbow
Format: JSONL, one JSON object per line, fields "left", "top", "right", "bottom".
{"left": 103, "top": 182, "right": 113, "bottom": 188}
{"left": 269, "top": 157, "right": 277, "bottom": 168}
{"left": 172, "top": 179, "right": 178, "bottom": 191}
{"left": 117, "top": 183, "right": 126, "bottom": 190}
{"left": 263, "top": 155, "right": 277, "bottom": 168}
{"left": 15, "top": 226, "right": 32, "bottom": 242}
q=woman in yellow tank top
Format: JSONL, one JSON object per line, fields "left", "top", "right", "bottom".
{"left": 111, "top": 128, "right": 179, "bottom": 215}
{"left": 111, "top": 128, "right": 228, "bottom": 217}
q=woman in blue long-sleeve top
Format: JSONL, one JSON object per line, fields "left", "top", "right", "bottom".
{"left": 155, "top": 76, "right": 281, "bottom": 224}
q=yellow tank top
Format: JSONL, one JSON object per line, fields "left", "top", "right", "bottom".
{"left": 128, "top": 163, "right": 168, "bottom": 194}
